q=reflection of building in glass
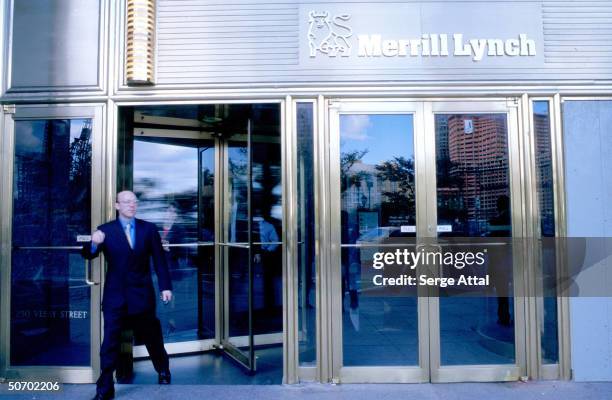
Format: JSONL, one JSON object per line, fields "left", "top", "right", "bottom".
{"left": 13, "top": 118, "right": 92, "bottom": 258}
{"left": 442, "top": 115, "right": 510, "bottom": 233}
{"left": 14, "top": 120, "right": 71, "bottom": 247}
{"left": 534, "top": 112, "right": 555, "bottom": 236}
{"left": 69, "top": 121, "right": 93, "bottom": 234}
{"left": 436, "top": 117, "right": 449, "bottom": 160}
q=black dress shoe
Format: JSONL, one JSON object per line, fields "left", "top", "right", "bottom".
{"left": 158, "top": 371, "right": 171, "bottom": 384}
{"left": 91, "top": 391, "right": 114, "bottom": 400}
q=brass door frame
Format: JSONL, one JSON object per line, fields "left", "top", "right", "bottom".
{"left": 0, "top": 104, "right": 105, "bottom": 383}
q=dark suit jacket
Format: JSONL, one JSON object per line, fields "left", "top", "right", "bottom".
{"left": 82, "top": 218, "right": 173, "bottom": 315}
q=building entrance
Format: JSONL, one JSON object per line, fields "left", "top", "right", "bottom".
{"left": 0, "top": 103, "right": 283, "bottom": 383}
{"left": 117, "top": 104, "right": 283, "bottom": 375}
{"left": 0, "top": 99, "right": 564, "bottom": 385}
{"left": 329, "top": 100, "right": 525, "bottom": 383}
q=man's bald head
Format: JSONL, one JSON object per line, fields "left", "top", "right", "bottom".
{"left": 116, "top": 190, "right": 137, "bottom": 203}
{"left": 115, "top": 190, "right": 138, "bottom": 219}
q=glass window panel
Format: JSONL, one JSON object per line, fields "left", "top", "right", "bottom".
{"left": 533, "top": 101, "right": 559, "bottom": 364}
{"left": 296, "top": 103, "right": 316, "bottom": 365}
{"left": 11, "top": 119, "right": 92, "bottom": 366}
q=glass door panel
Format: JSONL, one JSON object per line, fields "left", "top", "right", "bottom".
{"left": 10, "top": 248, "right": 91, "bottom": 366}
{"left": 4, "top": 107, "right": 103, "bottom": 382}
{"left": 222, "top": 136, "right": 255, "bottom": 371}
{"left": 198, "top": 145, "right": 216, "bottom": 341}
{"left": 435, "top": 113, "right": 515, "bottom": 364}
{"left": 340, "top": 113, "right": 419, "bottom": 366}
{"left": 132, "top": 137, "right": 216, "bottom": 345}
{"left": 331, "top": 102, "right": 429, "bottom": 383}
{"left": 120, "top": 104, "right": 282, "bottom": 375}
{"left": 250, "top": 138, "right": 283, "bottom": 337}
{"left": 429, "top": 102, "right": 524, "bottom": 382}
{"left": 221, "top": 106, "right": 283, "bottom": 373}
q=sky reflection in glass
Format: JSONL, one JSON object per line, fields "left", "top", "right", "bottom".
{"left": 340, "top": 114, "right": 414, "bottom": 165}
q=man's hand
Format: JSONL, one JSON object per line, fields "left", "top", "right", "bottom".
{"left": 160, "top": 290, "right": 173, "bottom": 303}
{"left": 92, "top": 230, "right": 105, "bottom": 245}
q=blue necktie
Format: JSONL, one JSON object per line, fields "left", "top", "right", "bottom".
{"left": 124, "top": 223, "right": 133, "bottom": 249}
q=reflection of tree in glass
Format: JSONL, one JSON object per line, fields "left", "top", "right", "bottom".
{"left": 201, "top": 168, "right": 214, "bottom": 186}
{"left": 134, "top": 177, "right": 158, "bottom": 199}
{"left": 229, "top": 147, "right": 248, "bottom": 178}
{"left": 375, "top": 157, "right": 415, "bottom": 211}
{"left": 340, "top": 149, "right": 368, "bottom": 193}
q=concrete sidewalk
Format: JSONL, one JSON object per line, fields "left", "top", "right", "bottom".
{"left": 1, "top": 381, "right": 612, "bottom": 400}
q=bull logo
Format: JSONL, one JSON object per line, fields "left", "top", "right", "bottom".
{"left": 308, "top": 11, "right": 352, "bottom": 57}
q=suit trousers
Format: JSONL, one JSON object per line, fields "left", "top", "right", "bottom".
{"left": 97, "top": 308, "right": 169, "bottom": 395}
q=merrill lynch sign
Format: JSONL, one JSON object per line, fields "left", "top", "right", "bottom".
{"left": 299, "top": 3, "right": 544, "bottom": 68}
{"left": 309, "top": 12, "right": 535, "bottom": 61}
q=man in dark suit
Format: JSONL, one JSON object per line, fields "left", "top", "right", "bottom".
{"left": 83, "top": 190, "right": 173, "bottom": 400}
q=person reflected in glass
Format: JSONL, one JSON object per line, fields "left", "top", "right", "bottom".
{"left": 200, "top": 207, "right": 215, "bottom": 243}
{"left": 341, "top": 210, "right": 360, "bottom": 310}
{"left": 82, "top": 190, "right": 173, "bottom": 400}
{"left": 160, "top": 202, "right": 186, "bottom": 336}
{"left": 253, "top": 206, "right": 280, "bottom": 309}
{"left": 161, "top": 201, "right": 192, "bottom": 266}
{"left": 161, "top": 202, "right": 179, "bottom": 249}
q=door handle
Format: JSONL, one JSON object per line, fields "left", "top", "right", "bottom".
{"left": 161, "top": 242, "right": 215, "bottom": 249}
{"left": 13, "top": 245, "right": 83, "bottom": 250}
{"left": 218, "top": 242, "right": 250, "bottom": 249}
{"left": 13, "top": 245, "right": 100, "bottom": 286}
{"left": 85, "top": 258, "right": 99, "bottom": 286}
